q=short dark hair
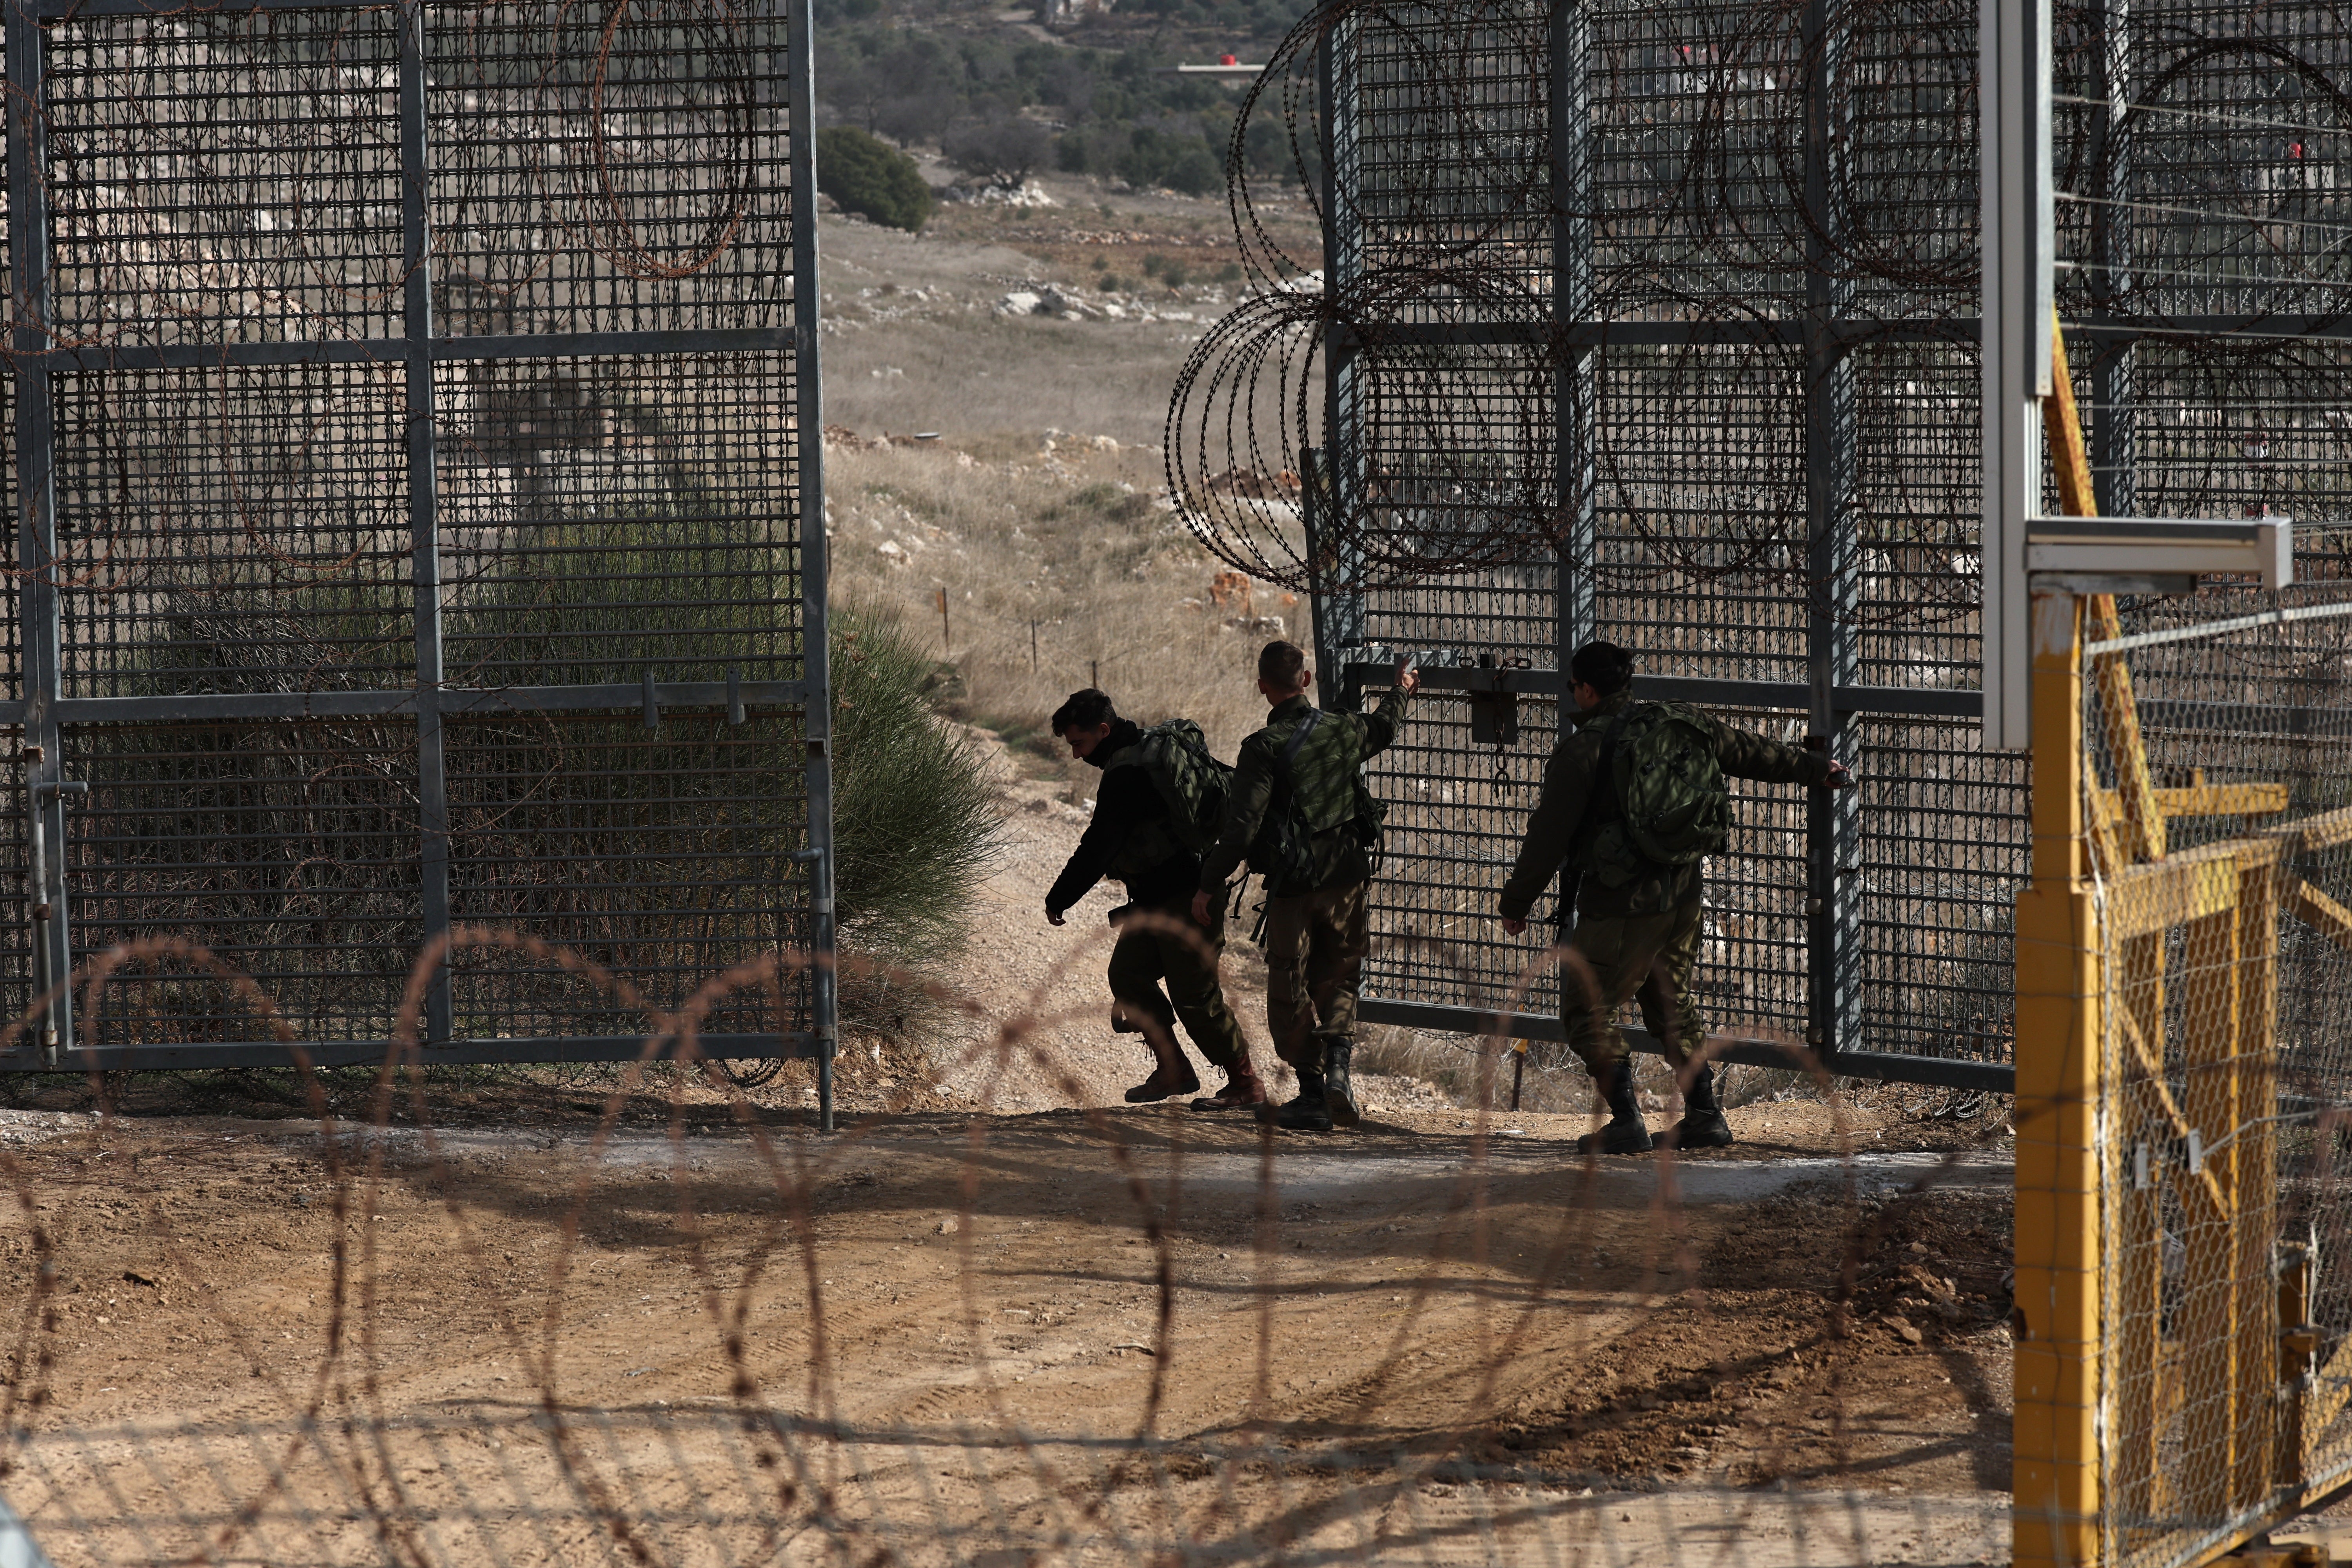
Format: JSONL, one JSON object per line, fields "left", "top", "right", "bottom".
{"left": 1257, "top": 641, "right": 1308, "bottom": 688}
{"left": 1051, "top": 688, "right": 1116, "bottom": 734}
{"left": 1570, "top": 641, "right": 1634, "bottom": 696}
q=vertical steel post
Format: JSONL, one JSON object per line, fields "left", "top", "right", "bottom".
{"left": 401, "top": 0, "right": 454, "bottom": 1049}
{"left": 1803, "top": 0, "right": 1858, "bottom": 1063}
{"left": 1981, "top": 0, "right": 2054, "bottom": 751}
{"left": 786, "top": 0, "right": 837, "bottom": 1130}
{"left": 1312, "top": 16, "right": 1364, "bottom": 709}
{"left": 1551, "top": 0, "right": 1594, "bottom": 665}
{"left": 1549, "top": 0, "right": 1594, "bottom": 1002}
{"left": 6, "top": 0, "right": 70, "bottom": 1060}
{"left": 2089, "top": 0, "right": 2135, "bottom": 521}
{"left": 2013, "top": 589, "right": 2102, "bottom": 1568}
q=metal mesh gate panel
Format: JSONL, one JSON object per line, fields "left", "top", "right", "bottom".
{"left": 3, "top": 0, "right": 833, "bottom": 1077}
{"left": 1176, "top": 0, "right": 2352, "bottom": 1091}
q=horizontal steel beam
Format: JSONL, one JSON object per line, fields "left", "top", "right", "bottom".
{"left": 2138, "top": 698, "right": 2352, "bottom": 739}
{"left": 2026, "top": 514, "right": 2293, "bottom": 590}
{"left": 38, "top": 0, "right": 379, "bottom": 14}
{"left": 1354, "top": 998, "right": 2015, "bottom": 1092}
{"left": 3, "top": 1031, "right": 820, "bottom": 1071}
{"left": 1, "top": 680, "right": 806, "bottom": 727}
{"left": 38, "top": 328, "right": 791, "bottom": 374}
{"left": 1345, "top": 662, "right": 1983, "bottom": 717}
{"left": 1335, "top": 314, "right": 2352, "bottom": 351}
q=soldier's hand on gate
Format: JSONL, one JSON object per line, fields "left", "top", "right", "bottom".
{"left": 1190, "top": 890, "right": 1214, "bottom": 927}
{"left": 1397, "top": 659, "right": 1419, "bottom": 696}
{"left": 1823, "top": 762, "right": 1854, "bottom": 789}
{"left": 1502, "top": 916, "right": 1528, "bottom": 936}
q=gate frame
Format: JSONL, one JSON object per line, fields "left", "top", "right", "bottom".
{"left": 1, "top": 0, "right": 837, "bottom": 1123}
{"left": 2015, "top": 326, "right": 2351, "bottom": 1567}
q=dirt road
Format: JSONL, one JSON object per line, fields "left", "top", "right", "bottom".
{"left": 0, "top": 1097, "right": 2014, "bottom": 1564}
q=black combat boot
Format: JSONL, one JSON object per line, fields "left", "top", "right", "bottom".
{"left": 1321, "top": 1038, "right": 1359, "bottom": 1129}
{"left": 1267, "top": 1066, "right": 1332, "bottom": 1132}
{"left": 1668, "top": 1063, "right": 1735, "bottom": 1149}
{"left": 1576, "top": 1061, "right": 1654, "bottom": 1155}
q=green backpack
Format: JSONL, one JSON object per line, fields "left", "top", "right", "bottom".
{"left": 1580, "top": 702, "right": 1731, "bottom": 887}
{"left": 1116, "top": 719, "right": 1232, "bottom": 856}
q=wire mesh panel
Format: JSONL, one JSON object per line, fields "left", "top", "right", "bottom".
{"left": 1176, "top": 0, "right": 2352, "bottom": 1089}
{"left": 2085, "top": 594, "right": 2352, "bottom": 1568}
{"left": 64, "top": 720, "right": 423, "bottom": 1049}
{"left": 42, "top": 8, "right": 407, "bottom": 348}
{"left": 445, "top": 710, "right": 812, "bottom": 1043}
{"left": 50, "top": 364, "right": 416, "bottom": 699}
{"left": 3, "top": 0, "right": 828, "bottom": 1073}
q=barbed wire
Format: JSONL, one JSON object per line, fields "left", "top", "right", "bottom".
{"left": 0, "top": 921, "right": 2049, "bottom": 1564}
{"left": 1170, "top": 0, "right": 2352, "bottom": 597}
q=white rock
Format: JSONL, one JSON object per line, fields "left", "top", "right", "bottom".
{"left": 995, "top": 290, "right": 1043, "bottom": 316}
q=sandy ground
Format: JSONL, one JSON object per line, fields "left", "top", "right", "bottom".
{"left": 0, "top": 1098, "right": 2020, "bottom": 1566}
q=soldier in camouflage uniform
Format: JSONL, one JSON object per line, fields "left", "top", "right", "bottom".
{"left": 1498, "top": 641, "right": 1850, "bottom": 1154}
{"left": 1047, "top": 689, "right": 1263, "bottom": 1108}
{"left": 1191, "top": 642, "right": 1418, "bottom": 1132}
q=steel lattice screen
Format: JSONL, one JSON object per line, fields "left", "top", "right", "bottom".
{"left": 2, "top": 0, "right": 834, "bottom": 1084}
{"left": 1169, "top": 0, "right": 2352, "bottom": 1089}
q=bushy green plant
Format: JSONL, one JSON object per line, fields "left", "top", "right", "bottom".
{"left": 113, "top": 499, "right": 999, "bottom": 1047}
{"left": 815, "top": 125, "right": 935, "bottom": 232}
{"left": 1118, "top": 127, "right": 1220, "bottom": 196}
{"left": 828, "top": 608, "right": 1002, "bottom": 956}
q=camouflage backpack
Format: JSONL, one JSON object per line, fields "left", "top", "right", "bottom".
{"left": 1580, "top": 702, "right": 1731, "bottom": 887}
{"left": 1109, "top": 719, "right": 1232, "bottom": 856}
{"left": 1247, "top": 710, "right": 1389, "bottom": 892}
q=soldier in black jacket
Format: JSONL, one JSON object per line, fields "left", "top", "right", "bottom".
{"left": 1046, "top": 689, "right": 1262, "bottom": 1109}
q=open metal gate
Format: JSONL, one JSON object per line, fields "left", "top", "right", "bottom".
{"left": 2, "top": 0, "right": 834, "bottom": 1098}
{"left": 1209, "top": 0, "right": 2352, "bottom": 1094}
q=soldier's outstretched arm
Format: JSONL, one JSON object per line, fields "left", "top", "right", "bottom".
{"left": 1712, "top": 715, "right": 1839, "bottom": 787}
{"left": 1044, "top": 787, "right": 1126, "bottom": 922}
{"left": 1355, "top": 663, "right": 1417, "bottom": 759}
{"left": 1498, "top": 735, "right": 1592, "bottom": 923}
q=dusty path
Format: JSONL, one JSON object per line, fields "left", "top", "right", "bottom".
{"left": 0, "top": 1102, "right": 2013, "bottom": 1564}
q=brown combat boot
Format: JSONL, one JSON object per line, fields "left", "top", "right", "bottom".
{"left": 1191, "top": 1065, "right": 1268, "bottom": 1111}
{"left": 1123, "top": 1063, "right": 1201, "bottom": 1103}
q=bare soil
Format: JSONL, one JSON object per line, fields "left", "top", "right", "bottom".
{"left": 0, "top": 1097, "right": 2016, "bottom": 1564}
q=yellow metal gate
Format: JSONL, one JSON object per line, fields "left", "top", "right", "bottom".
{"left": 2016, "top": 332, "right": 2352, "bottom": 1567}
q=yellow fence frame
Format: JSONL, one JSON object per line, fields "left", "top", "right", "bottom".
{"left": 2014, "top": 322, "right": 2348, "bottom": 1568}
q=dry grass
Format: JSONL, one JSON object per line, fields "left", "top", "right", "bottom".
{"left": 826, "top": 436, "right": 1292, "bottom": 784}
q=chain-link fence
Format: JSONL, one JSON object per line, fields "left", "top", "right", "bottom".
{"left": 2085, "top": 587, "right": 2352, "bottom": 1568}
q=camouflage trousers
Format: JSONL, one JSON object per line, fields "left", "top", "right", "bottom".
{"left": 1559, "top": 899, "right": 1708, "bottom": 1076}
{"left": 1107, "top": 898, "right": 1247, "bottom": 1074}
{"left": 1262, "top": 879, "right": 1370, "bottom": 1071}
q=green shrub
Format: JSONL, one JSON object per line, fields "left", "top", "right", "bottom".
{"left": 828, "top": 609, "right": 1002, "bottom": 956}
{"left": 109, "top": 508, "right": 998, "bottom": 1046}
{"left": 1118, "top": 127, "right": 1221, "bottom": 196}
{"left": 815, "top": 125, "right": 934, "bottom": 232}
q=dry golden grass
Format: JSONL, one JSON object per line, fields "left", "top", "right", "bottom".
{"left": 825, "top": 435, "right": 1296, "bottom": 782}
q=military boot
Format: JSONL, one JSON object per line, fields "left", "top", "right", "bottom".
{"left": 1321, "top": 1038, "right": 1360, "bottom": 1129}
{"left": 1266, "top": 1067, "right": 1332, "bottom": 1132}
{"left": 1192, "top": 1063, "right": 1269, "bottom": 1111}
{"left": 1577, "top": 1062, "right": 1654, "bottom": 1155}
{"left": 1668, "top": 1063, "right": 1735, "bottom": 1149}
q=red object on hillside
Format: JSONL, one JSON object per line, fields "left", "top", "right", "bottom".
{"left": 1220, "top": 53, "right": 1237, "bottom": 64}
